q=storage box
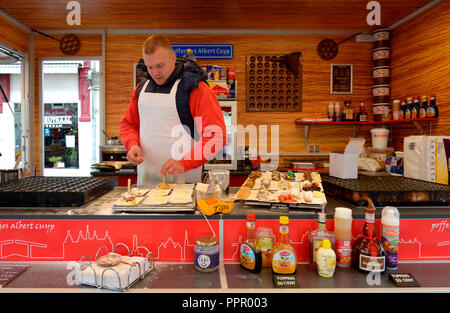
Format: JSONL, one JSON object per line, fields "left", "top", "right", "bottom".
{"left": 329, "top": 144, "right": 359, "bottom": 179}
{"left": 404, "top": 136, "right": 450, "bottom": 185}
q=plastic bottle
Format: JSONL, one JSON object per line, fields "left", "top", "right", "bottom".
{"left": 316, "top": 239, "right": 336, "bottom": 278}
{"left": 308, "top": 212, "right": 335, "bottom": 270}
{"left": 272, "top": 216, "right": 297, "bottom": 275}
{"left": 334, "top": 207, "right": 353, "bottom": 268}
{"left": 381, "top": 206, "right": 400, "bottom": 270}
{"left": 239, "top": 213, "right": 262, "bottom": 273}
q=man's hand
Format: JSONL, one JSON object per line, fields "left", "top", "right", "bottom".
{"left": 160, "top": 159, "right": 186, "bottom": 176}
{"left": 126, "top": 145, "right": 144, "bottom": 165}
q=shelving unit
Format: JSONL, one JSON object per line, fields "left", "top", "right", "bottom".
{"left": 294, "top": 118, "right": 438, "bottom": 147}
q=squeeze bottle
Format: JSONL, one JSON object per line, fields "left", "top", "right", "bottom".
{"left": 334, "top": 207, "right": 353, "bottom": 268}
{"left": 316, "top": 239, "right": 336, "bottom": 278}
{"left": 381, "top": 206, "right": 400, "bottom": 270}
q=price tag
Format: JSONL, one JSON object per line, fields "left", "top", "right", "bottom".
{"left": 270, "top": 202, "right": 289, "bottom": 213}
{"left": 389, "top": 273, "right": 420, "bottom": 287}
{"left": 273, "top": 275, "right": 298, "bottom": 288}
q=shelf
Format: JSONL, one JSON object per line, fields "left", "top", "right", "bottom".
{"left": 295, "top": 118, "right": 439, "bottom": 147}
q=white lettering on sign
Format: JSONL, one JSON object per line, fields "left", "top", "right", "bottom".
{"left": 366, "top": 1, "right": 381, "bottom": 26}
{"left": 44, "top": 116, "right": 72, "bottom": 127}
{"left": 66, "top": 1, "right": 81, "bottom": 26}
{"left": 431, "top": 220, "right": 450, "bottom": 233}
{"left": 0, "top": 221, "right": 55, "bottom": 234}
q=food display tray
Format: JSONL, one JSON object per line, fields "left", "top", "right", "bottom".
{"left": 112, "top": 188, "right": 196, "bottom": 213}
{"left": 321, "top": 174, "right": 450, "bottom": 206}
{"left": 0, "top": 176, "right": 117, "bottom": 207}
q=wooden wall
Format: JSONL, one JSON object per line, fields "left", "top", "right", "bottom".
{"left": 106, "top": 34, "right": 374, "bottom": 154}
{"left": 390, "top": 0, "right": 450, "bottom": 149}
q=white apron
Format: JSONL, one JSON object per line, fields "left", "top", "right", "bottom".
{"left": 137, "top": 79, "right": 202, "bottom": 187}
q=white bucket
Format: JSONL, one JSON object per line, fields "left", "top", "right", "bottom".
{"left": 370, "top": 128, "right": 390, "bottom": 150}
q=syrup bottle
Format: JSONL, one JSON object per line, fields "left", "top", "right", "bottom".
{"left": 427, "top": 94, "right": 438, "bottom": 118}
{"left": 419, "top": 95, "right": 428, "bottom": 119}
{"left": 239, "top": 213, "right": 262, "bottom": 273}
{"left": 272, "top": 216, "right": 297, "bottom": 275}
{"left": 352, "top": 199, "right": 385, "bottom": 273}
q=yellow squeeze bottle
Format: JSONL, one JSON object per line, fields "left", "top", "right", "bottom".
{"left": 272, "top": 216, "right": 297, "bottom": 274}
{"left": 316, "top": 239, "right": 336, "bottom": 278}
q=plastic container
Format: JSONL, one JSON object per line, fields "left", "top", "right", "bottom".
{"left": 372, "top": 48, "right": 390, "bottom": 66}
{"left": 370, "top": 128, "right": 390, "bottom": 150}
{"left": 272, "top": 216, "right": 297, "bottom": 275}
{"left": 381, "top": 206, "right": 400, "bottom": 269}
{"left": 316, "top": 239, "right": 336, "bottom": 278}
{"left": 372, "top": 66, "right": 390, "bottom": 85}
{"left": 240, "top": 214, "right": 262, "bottom": 273}
{"left": 309, "top": 212, "right": 335, "bottom": 270}
{"left": 372, "top": 85, "right": 390, "bottom": 104}
{"left": 373, "top": 29, "right": 391, "bottom": 49}
{"left": 334, "top": 207, "right": 353, "bottom": 268}
{"left": 194, "top": 235, "right": 219, "bottom": 272}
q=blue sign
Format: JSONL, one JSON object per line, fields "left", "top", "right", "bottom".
{"left": 44, "top": 128, "right": 50, "bottom": 137}
{"left": 172, "top": 44, "right": 233, "bottom": 59}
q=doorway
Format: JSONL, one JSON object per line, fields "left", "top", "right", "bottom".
{"left": 41, "top": 59, "right": 101, "bottom": 176}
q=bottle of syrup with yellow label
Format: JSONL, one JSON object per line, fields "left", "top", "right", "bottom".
{"left": 272, "top": 216, "right": 297, "bottom": 274}
{"left": 239, "top": 213, "right": 262, "bottom": 273}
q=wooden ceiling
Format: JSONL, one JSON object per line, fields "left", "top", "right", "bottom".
{"left": 0, "top": 0, "right": 434, "bottom": 31}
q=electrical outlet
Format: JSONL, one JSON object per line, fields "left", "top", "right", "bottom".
{"left": 308, "top": 145, "right": 315, "bottom": 153}
{"left": 314, "top": 145, "right": 321, "bottom": 153}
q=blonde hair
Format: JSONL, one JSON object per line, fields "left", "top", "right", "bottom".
{"left": 143, "top": 35, "right": 173, "bottom": 55}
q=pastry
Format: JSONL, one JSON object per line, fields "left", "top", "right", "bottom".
{"left": 236, "top": 186, "right": 251, "bottom": 200}
{"left": 271, "top": 171, "right": 281, "bottom": 181}
{"left": 303, "top": 191, "right": 313, "bottom": 203}
{"left": 243, "top": 178, "right": 255, "bottom": 188}
{"left": 169, "top": 193, "right": 192, "bottom": 204}
{"left": 97, "top": 252, "right": 122, "bottom": 267}
{"left": 302, "top": 172, "right": 312, "bottom": 182}
{"left": 261, "top": 178, "right": 271, "bottom": 189}
{"left": 157, "top": 182, "right": 171, "bottom": 190}
{"left": 249, "top": 170, "right": 262, "bottom": 179}
{"left": 149, "top": 189, "right": 171, "bottom": 196}
{"left": 279, "top": 179, "right": 290, "bottom": 191}
{"left": 127, "top": 187, "right": 147, "bottom": 197}
{"left": 144, "top": 195, "right": 168, "bottom": 205}
{"left": 119, "top": 194, "right": 136, "bottom": 205}
{"left": 256, "top": 188, "right": 270, "bottom": 201}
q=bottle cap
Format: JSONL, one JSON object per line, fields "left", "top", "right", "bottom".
{"left": 334, "top": 207, "right": 352, "bottom": 219}
{"left": 322, "top": 239, "right": 331, "bottom": 249}
{"left": 280, "top": 216, "right": 289, "bottom": 224}
{"left": 247, "top": 213, "right": 255, "bottom": 221}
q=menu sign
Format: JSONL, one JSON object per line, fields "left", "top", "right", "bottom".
{"left": 331, "top": 64, "right": 353, "bottom": 94}
{"left": 0, "top": 265, "right": 28, "bottom": 287}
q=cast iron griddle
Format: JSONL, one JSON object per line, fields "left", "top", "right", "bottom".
{"left": 321, "top": 175, "right": 450, "bottom": 206}
{"left": 0, "top": 176, "right": 117, "bottom": 207}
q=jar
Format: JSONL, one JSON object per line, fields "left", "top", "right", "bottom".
{"left": 194, "top": 235, "right": 219, "bottom": 272}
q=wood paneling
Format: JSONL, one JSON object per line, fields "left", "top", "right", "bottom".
{"left": 0, "top": 0, "right": 432, "bottom": 31}
{"left": 106, "top": 33, "right": 374, "bottom": 153}
{"left": 390, "top": 0, "right": 450, "bottom": 150}
{"left": 32, "top": 33, "right": 102, "bottom": 174}
{"left": 0, "top": 15, "right": 29, "bottom": 53}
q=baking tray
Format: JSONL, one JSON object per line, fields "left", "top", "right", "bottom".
{"left": 321, "top": 174, "right": 450, "bottom": 206}
{"left": 112, "top": 191, "right": 196, "bottom": 213}
{"left": 0, "top": 176, "right": 117, "bottom": 207}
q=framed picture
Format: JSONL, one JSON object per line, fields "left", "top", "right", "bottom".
{"left": 330, "top": 64, "right": 353, "bottom": 94}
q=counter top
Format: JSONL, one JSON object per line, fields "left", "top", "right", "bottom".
{"left": 0, "top": 187, "right": 449, "bottom": 219}
{"left": 1, "top": 261, "right": 449, "bottom": 292}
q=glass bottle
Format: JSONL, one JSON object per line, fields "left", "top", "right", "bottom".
{"left": 272, "top": 216, "right": 297, "bottom": 275}
{"left": 194, "top": 235, "right": 220, "bottom": 272}
{"left": 356, "top": 102, "right": 368, "bottom": 122}
{"left": 399, "top": 98, "right": 407, "bottom": 119}
{"left": 309, "top": 212, "right": 335, "bottom": 270}
{"left": 239, "top": 213, "right": 262, "bottom": 273}
{"left": 405, "top": 97, "right": 413, "bottom": 119}
{"left": 427, "top": 94, "right": 438, "bottom": 118}
{"left": 352, "top": 199, "right": 385, "bottom": 273}
{"left": 344, "top": 100, "right": 354, "bottom": 121}
{"left": 419, "top": 95, "right": 428, "bottom": 118}
{"left": 411, "top": 96, "right": 420, "bottom": 119}
{"left": 334, "top": 102, "right": 341, "bottom": 122}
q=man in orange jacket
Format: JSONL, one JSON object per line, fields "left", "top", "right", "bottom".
{"left": 120, "top": 35, "right": 226, "bottom": 186}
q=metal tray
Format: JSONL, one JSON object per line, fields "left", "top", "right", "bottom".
{"left": 0, "top": 176, "right": 117, "bottom": 207}
{"left": 112, "top": 192, "right": 196, "bottom": 213}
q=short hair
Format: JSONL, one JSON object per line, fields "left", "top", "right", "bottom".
{"left": 143, "top": 35, "right": 173, "bottom": 55}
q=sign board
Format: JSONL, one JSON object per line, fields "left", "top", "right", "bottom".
{"left": 330, "top": 64, "right": 353, "bottom": 94}
{"left": 44, "top": 115, "right": 73, "bottom": 128}
{"left": 172, "top": 45, "right": 233, "bottom": 59}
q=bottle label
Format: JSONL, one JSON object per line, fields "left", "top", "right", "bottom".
{"left": 419, "top": 108, "right": 427, "bottom": 118}
{"left": 240, "top": 243, "right": 256, "bottom": 270}
{"left": 280, "top": 225, "right": 289, "bottom": 234}
{"left": 247, "top": 221, "right": 255, "bottom": 229}
{"left": 427, "top": 107, "right": 436, "bottom": 118}
{"left": 317, "top": 251, "right": 336, "bottom": 278}
{"left": 272, "top": 249, "right": 296, "bottom": 274}
{"left": 365, "top": 212, "right": 375, "bottom": 223}
{"left": 359, "top": 254, "right": 385, "bottom": 272}
{"left": 335, "top": 240, "right": 352, "bottom": 265}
